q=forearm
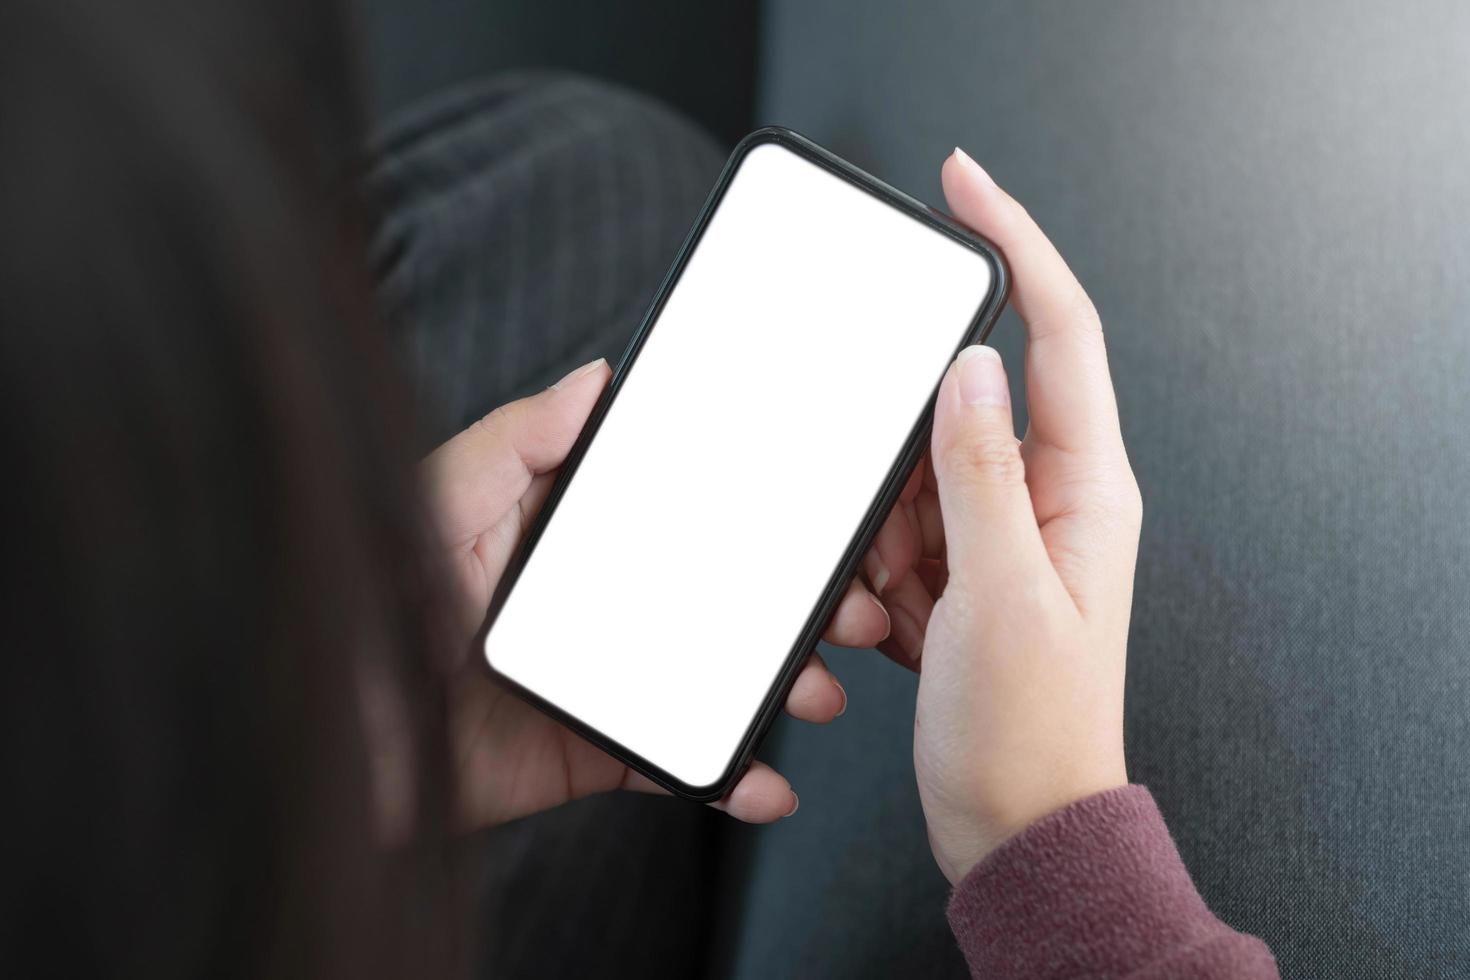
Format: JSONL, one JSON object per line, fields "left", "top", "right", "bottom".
{"left": 946, "top": 786, "right": 1277, "bottom": 980}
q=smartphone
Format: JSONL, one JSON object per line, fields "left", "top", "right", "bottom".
{"left": 479, "top": 127, "right": 1008, "bottom": 801}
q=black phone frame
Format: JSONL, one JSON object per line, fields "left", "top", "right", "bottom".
{"left": 475, "top": 126, "right": 1010, "bottom": 802}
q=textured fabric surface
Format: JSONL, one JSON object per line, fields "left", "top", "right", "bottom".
{"left": 357, "top": 0, "right": 760, "bottom": 145}
{"left": 947, "top": 786, "right": 1276, "bottom": 979}
{"left": 730, "top": 3, "right": 1470, "bottom": 978}
{"left": 367, "top": 71, "right": 725, "bottom": 450}
{"left": 367, "top": 74, "right": 730, "bottom": 978}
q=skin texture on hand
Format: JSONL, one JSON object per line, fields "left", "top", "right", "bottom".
{"left": 414, "top": 148, "right": 1139, "bottom": 859}
{"left": 421, "top": 358, "right": 895, "bottom": 828}
{"left": 869, "top": 150, "right": 1142, "bottom": 883}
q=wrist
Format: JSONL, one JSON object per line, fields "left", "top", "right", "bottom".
{"left": 930, "top": 769, "right": 1129, "bottom": 884}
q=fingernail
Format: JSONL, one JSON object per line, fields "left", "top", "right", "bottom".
{"left": 784, "top": 792, "right": 800, "bottom": 818}
{"left": 551, "top": 357, "right": 606, "bottom": 390}
{"left": 952, "top": 147, "right": 995, "bottom": 186}
{"left": 869, "top": 592, "right": 892, "bottom": 643}
{"left": 833, "top": 680, "right": 848, "bottom": 718}
{"left": 956, "top": 346, "right": 1009, "bottom": 407}
{"left": 889, "top": 604, "right": 924, "bottom": 664}
{"left": 867, "top": 555, "right": 891, "bottom": 596}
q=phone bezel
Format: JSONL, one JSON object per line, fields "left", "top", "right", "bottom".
{"left": 475, "top": 126, "right": 1010, "bottom": 802}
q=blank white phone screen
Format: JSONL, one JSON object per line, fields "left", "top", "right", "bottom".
{"left": 483, "top": 140, "right": 994, "bottom": 789}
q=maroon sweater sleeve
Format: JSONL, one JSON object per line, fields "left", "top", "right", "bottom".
{"left": 946, "top": 786, "right": 1277, "bottom": 980}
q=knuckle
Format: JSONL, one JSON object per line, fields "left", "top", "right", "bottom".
{"left": 1121, "top": 478, "right": 1144, "bottom": 527}
{"left": 949, "top": 430, "right": 1027, "bottom": 488}
{"left": 1106, "top": 456, "right": 1144, "bottom": 525}
{"left": 472, "top": 404, "right": 515, "bottom": 441}
{"left": 1087, "top": 474, "right": 1143, "bottom": 534}
{"left": 1068, "top": 287, "right": 1103, "bottom": 333}
{"left": 1032, "top": 286, "right": 1104, "bottom": 344}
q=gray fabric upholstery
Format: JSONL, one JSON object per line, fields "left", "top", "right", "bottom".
{"left": 368, "top": 73, "right": 725, "bottom": 448}
{"left": 732, "top": 2, "right": 1470, "bottom": 977}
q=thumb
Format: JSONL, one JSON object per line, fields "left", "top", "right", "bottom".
{"left": 929, "top": 346, "right": 1048, "bottom": 590}
{"left": 424, "top": 357, "right": 611, "bottom": 549}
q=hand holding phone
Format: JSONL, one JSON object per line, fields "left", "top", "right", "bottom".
{"left": 477, "top": 129, "right": 1008, "bottom": 801}
{"left": 422, "top": 333, "right": 886, "bottom": 827}
{"left": 425, "top": 137, "right": 1137, "bottom": 856}
{"left": 891, "top": 151, "right": 1141, "bottom": 883}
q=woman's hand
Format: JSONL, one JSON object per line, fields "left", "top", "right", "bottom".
{"left": 873, "top": 150, "right": 1142, "bottom": 883}
{"left": 421, "top": 359, "right": 892, "bottom": 829}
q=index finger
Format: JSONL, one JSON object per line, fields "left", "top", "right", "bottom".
{"left": 422, "top": 358, "right": 611, "bottom": 551}
{"left": 940, "top": 150, "right": 1123, "bottom": 459}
